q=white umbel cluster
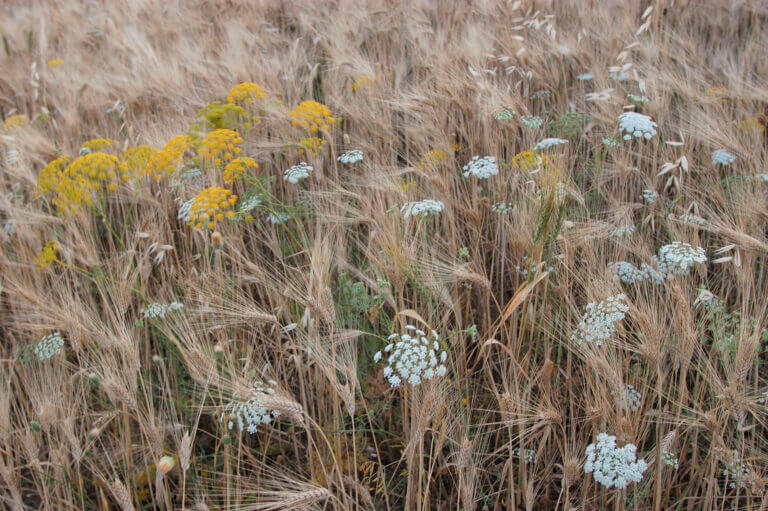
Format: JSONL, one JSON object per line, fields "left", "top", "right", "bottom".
{"left": 34, "top": 331, "right": 65, "bottom": 360}
{"left": 374, "top": 325, "right": 448, "bottom": 387}
{"left": 462, "top": 156, "right": 498, "bottom": 179}
{"left": 534, "top": 138, "right": 568, "bottom": 151}
{"left": 283, "top": 162, "right": 313, "bottom": 184}
{"left": 221, "top": 380, "right": 280, "bottom": 434}
{"left": 656, "top": 242, "right": 706, "bottom": 277}
{"left": 711, "top": 149, "right": 735, "bottom": 166}
{"left": 571, "top": 294, "right": 629, "bottom": 346}
{"left": 141, "top": 302, "right": 184, "bottom": 319}
{"left": 618, "top": 112, "right": 657, "bottom": 140}
{"left": 401, "top": 199, "right": 444, "bottom": 219}
{"left": 585, "top": 433, "right": 647, "bottom": 488}
{"left": 337, "top": 149, "right": 364, "bottom": 164}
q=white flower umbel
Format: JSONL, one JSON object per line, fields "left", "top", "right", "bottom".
{"left": 337, "top": 149, "right": 364, "bottom": 164}
{"left": 610, "top": 225, "right": 636, "bottom": 238}
{"left": 618, "top": 112, "right": 657, "bottom": 141}
{"left": 571, "top": 294, "right": 629, "bottom": 346}
{"left": 534, "top": 138, "right": 568, "bottom": 151}
{"left": 34, "top": 332, "right": 65, "bottom": 360}
{"left": 678, "top": 213, "right": 707, "bottom": 226}
{"left": 491, "top": 202, "right": 512, "bottom": 214}
{"left": 620, "top": 384, "right": 642, "bottom": 412}
{"left": 656, "top": 242, "right": 706, "bottom": 278}
{"left": 662, "top": 451, "right": 679, "bottom": 470}
{"left": 238, "top": 194, "right": 263, "bottom": 213}
{"left": 576, "top": 72, "right": 594, "bottom": 81}
{"left": 221, "top": 380, "right": 280, "bottom": 435}
{"left": 493, "top": 108, "right": 515, "bottom": 121}
{"left": 642, "top": 189, "right": 659, "bottom": 204}
{"left": 283, "top": 162, "right": 313, "bottom": 184}
{"left": 401, "top": 199, "right": 444, "bottom": 219}
{"left": 374, "top": 325, "right": 448, "bottom": 387}
{"left": 177, "top": 198, "right": 194, "bottom": 222}
{"left": 723, "top": 450, "right": 749, "bottom": 489}
{"left": 521, "top": 115, "right": 543, "bottom": 129}
{"left": 462, "top": 156, "right": 498, "bottom": 179}
{"left": 141, "top": 302, "right": 184, "bottom": 319}
{"left": 584, "top": 432, "right": 647, "bottom": 489}
{"left": 712, "top": 149, "right": 735, "bottom": 166}
{"left": 608, "top": 261, "right": 664, "bottom": 286}
{"left": 267, "top": 212, "right": 290, "bottom": 224}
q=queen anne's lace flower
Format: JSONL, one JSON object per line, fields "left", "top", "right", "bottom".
{"left": 620, "top": 384, "right": 642, "bottom": 412}
{"left": 221, "top": 380, "right": 280, "bottom": 434}
{"left": 34, "top": 332, "right": 65, "bottom": 360}
{"left": 462, "top": 156, "right": 498, "bottom": 179}
{"left": 642, "top": 189, "right": 659, "bottom": 204}
{"left": 618, "top": 112, "right": 657, "bottom": 140}
{"left": 374, "top": 325, "right": 448, "bottom": 387}
{"left": 712, "top": 149, "right": 735, "bottom": 166}
{"left": 401, "top": 199, "right": 444, "bottom": 219}
{"left": 576, "top": 72, "right": 594, "bottom": 81}
{"left": 337, "top": 150, "right": 364, "bottom": 164}
{"left": 534, "top": 138, "right": 568, "bottom": 151}
{"left": 656, "top": 242, "right": 706, "bottom": 278}
{"left": 521, "top": 115, "right": 543, "bottom": 129}
{"left": 584, "top": 433, "right": 647, "bottom": 488}
{"left": 491, "top": 202, "right": 512, "bottom": 214}
{"left": 608, "top": 261, "right": 664, "bottom": 285}
{"left": 141, "top": 302, "right": 184, "bottom": 319}
{"left": 177, "top": 199, "right": 194, "bottom": 222}
{"left": 571, "top": 294, "right": 628, "bottom": 346}
{"left": 238, "top": 195, "right": 263, "bottom": 213}
{"left": 679, "top": 214, "right": 707, "bottom": 226}
{"left": 662, "top": 451, "right": 679, "bottom": 469}
{"left": 283, "top": 162, "right": 313, "bottom": 184}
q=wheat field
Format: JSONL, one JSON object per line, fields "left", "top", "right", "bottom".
{"left": 1, "top": 1, "right": 768, "bottom": 509}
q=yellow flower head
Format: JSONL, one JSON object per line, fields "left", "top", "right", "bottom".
{"left": 119, "top": 145, "right": 158, "bottom": 181}
{"left": 223, "top": 157, "right": 258, "bottom": 184}
{"left": 47, "top": 58, "right": 64, "bottom": 68}
{"left": 35, "top": 156, "right": 70, "bottom": 197}
{"left": 34, "top": 241, "right": 59, "bottom": 270}
{"left": 740, "top": 116, "right": 765, "bottom": 135}
{"left": 417, "top": 149, "right": 449, "bottom": 170}
{"left": 188, "top": 186, "right": 238, "bottom": 230}
{"left": 50, "top": 152, "right": 119, "bottom": 213}
{"left": 289, "top": 100, "right": 334, "bottom": 133}
{"left": 226, "top": 82, "right": 267, "bottom": 104}
{"left": 298, "top": 136, "right": 326, "bottom": 157}
{"left": 511, "top": 150, "right": 543, "bottom": 172}
{"left": 80, "top": 138, "right": 114, "bottom": 152}
{"left": 4, "top": 114, "right": 29, "bottom": 130}
{"left": 198, "top": 129, "right": 243, "bottom": 166}
{"left": 146, "top": 135, "right": 189, "bottom": 180}
{"left": 705, "top": 86, "right": 729, "bottom": 103}
{"left": 351, "top": 74, "right": 376, "bottom": 92}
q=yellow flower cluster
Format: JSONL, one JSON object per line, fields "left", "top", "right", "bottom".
{"left": 146, "top": 135, "right": 188, "bottom": 179}
{"left": 49, "top": 153, "right": 120, "bottom": 213}
{"left": 4, "top": 114, "right": 29, "bottom": 130}
{"left": 198, "top": 129, "right": 243, "bottom": 166}
{"left": 705, "top": 86, "right": 729, "bottom": 102}
{"left": 740, "top": 116, "right": 765, "bottom": 134}
{"left": 34, "top": 241, "right": 58, "bottom": 270}
{"left": 417, "top": 149, "right": 449, "bottom": 170}
{"left": 290, "top": 100, "right": 335, "bottom": 133}
{"left": 35, "top": 156, "right": 70, "bottom": 197}
{"left": 223, "top": 157, "right": 258, "bottom": 183}
{"left": 299, "top": 136, "right": 326, "bottom": 157}
{"left": 81, "top": 138, "right": 114, "bottom": 152}
{"left": 188, "top": 186, "right": 238, "bottom": 229}
{"left": 351, "top": 74, "right": 376, "bottom": 92}
{"left": 47, "top": 58, "right": 64, "bottom": 68}
{"left": 227, "top": 82, "right": 267, "bottom": 104}
{"left": 120, "top": 145, "right": 158, "bottom": 180}
{"left": 511, "top": 150, "right": 543, "bottom": 172}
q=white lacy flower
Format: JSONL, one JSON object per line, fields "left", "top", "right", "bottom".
{"left": 337, "top": 150, "right": 364, "bottom": 164}
{"left": 711, "top": 149, "right": 735, "bottom": 166}
{"left": 584, "top": 433, "right": 647, "bottom": 488}
{"left": 401, "top": 199, "right": 444, "bottom": 219}
{"left": 723, "top": 450, "right": 749, "bottom": 489}
{"left": 608, "top": 261, "right": 664, "bottom": 285}
{"left": 534, "top": 138, "right": 568, "bottom": 151}
{"left": 662, "top": 451, "right": 679, "bottom": 469}
{"left": 656, "top": 242, "right": 706, "bottom": 278}
{"left": 618, "top": 112, "right": 657, "bottom": 140}
{"left": 374, "top": 325, "right": 448, "bottom": 387}
{"left": 576, "top": 72, "right": 594, "bottom": 81}
{"left": 283, "top": 162, "right": 313, "bottom": 184}
{"left": 602, "top": 136, "right": 621, "bottom": 148}
{"left": 177, "top": 199, "right": 194, "bottom": 222}
{"left": 620, "top": 384, "right": 642, "bottom": 412}
{"left": 642, "top": 189, "right": 658, "bottom": 204}
{"left": 610, "top": 225, "right": 635, "bottom": 238}
{"left": 571, "top": 294, "right": 628, "bottom": 346}
{"left": 491, "top": 202, "right": 512, "bottom": 214}
{"left": 34, "top": 332, "right": 65, "bottom": 360}
{"left": 267, "top": 212, "right": 290, "bottom": 224}
{"left": 141, "top": 302, "right": 184, "bottom": 319}
{"left": 221, "top": 380, "right": 280, "bottom": 434}
{"left": 238, "top": 195, "right": 263, "bottom": 213}
{"left": 521, "top": 115, "right": 543, "bottom": 129}
{"left": 462, "top": 156, "right": 498, "bottom": 179}
{"left": 679, "top": 213, "right": 706, "bottom": 226}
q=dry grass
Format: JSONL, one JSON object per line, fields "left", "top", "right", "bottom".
{"left": 1, "top": 0, "right": 768, "bottom": 509}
